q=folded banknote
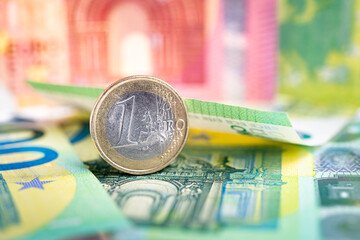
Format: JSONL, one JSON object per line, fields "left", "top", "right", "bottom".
{"left": 28, "top": 81, "right": 348, "bottom": 146}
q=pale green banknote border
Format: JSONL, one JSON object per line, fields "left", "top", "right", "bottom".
{"left": 27, "top": 81, "right": 309, "bottom": 145}
{"left": 27, "top": 81, "right": 292, "bottom": 127}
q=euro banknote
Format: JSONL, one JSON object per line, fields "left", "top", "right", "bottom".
{"left": 64, "top": 113, "right": 360, "bottom": 240}
{"left": 63, "top": 118, "right": 316, "bottom": 240}
{"left": 0, "top": 0, "right": 276, "bottom": 103}
{"left": 0, "top": 122, "right": 131, "bottom": 240}
{"left": 223, "top": 0, "right": 276, "bottom": 102}
{"left": 28, "top": 81, "right": 348, "bottom": 146}
{"left": 279, "top": 0, "right": 360, "bottom": 109}
{"left": 312, "top": 113, "right": 360, "bottom": 240}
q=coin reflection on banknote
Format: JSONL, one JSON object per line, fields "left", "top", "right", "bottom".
{"left": 90, "top": 76, "right": 189, "bottom": 175}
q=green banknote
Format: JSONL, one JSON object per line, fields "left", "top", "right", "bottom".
{"left": 312, "top": 114, "right": 360, "bottom": 240}
{"left": 279, "top": 0, "right": 360, "bottom": 108}
{"left": 63, "top": 119, "right": 316, "bottom": 240}
{"left": 0, "top": 122, "right": 130, "bottom": 240}
{"left": 28, "top": 80, "right": 345, "bottom": 146}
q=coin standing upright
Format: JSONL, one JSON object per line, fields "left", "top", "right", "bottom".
{"left": 90, "top": 76, "right": 189, "bottom": 175}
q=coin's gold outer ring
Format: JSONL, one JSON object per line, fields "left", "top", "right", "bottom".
{"left": 90, "top": 75, "right": 189, "bottom": 175}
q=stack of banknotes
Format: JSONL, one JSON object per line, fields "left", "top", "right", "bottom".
{"left": 1, "top": 0, "right": 360, "bottom": 239}
{"left": 1, "top": 80, "right": 359, "bottom": 240}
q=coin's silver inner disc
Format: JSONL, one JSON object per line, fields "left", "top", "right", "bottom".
{"left": 106, "top": 91, "right": 175, "bottom": 160}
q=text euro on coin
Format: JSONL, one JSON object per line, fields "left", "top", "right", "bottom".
{"left": 90, "top": 76, "right": 189, "bottom": 175}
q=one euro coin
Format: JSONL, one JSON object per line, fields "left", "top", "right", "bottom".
{"left": 90, "top": 76, "right": 189, "bottom": 175}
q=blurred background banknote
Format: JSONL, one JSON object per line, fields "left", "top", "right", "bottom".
{"left": 279, "top": 0, "right": 360, "bottom": 109}
{"left": 1, "top": 0, "right": 358, "bottom": 110}
{"left": 0, "top": 0, "right": 276, "bottom": 106}
{"left": 1, "top": 0, "right": 360, "bottom": 240}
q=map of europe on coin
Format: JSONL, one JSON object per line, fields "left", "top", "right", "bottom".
{"left": 90, "top": 76, "right": 189, "bottom": 175}
{"left": 106, "top": 91, "right": 175, "bottom": 160}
